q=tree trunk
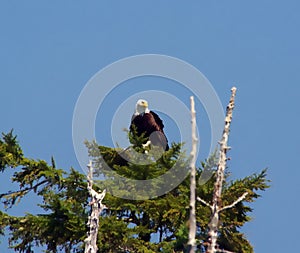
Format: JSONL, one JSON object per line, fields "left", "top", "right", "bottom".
{"left": 187, "top": 96, "right": 198, "bottom": 252}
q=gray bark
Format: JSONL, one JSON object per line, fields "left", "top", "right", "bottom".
{"left": 84, "top": 161, "right": 106, "bottom": 253}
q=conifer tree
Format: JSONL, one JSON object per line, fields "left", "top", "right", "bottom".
{"left": 0, "top": 101, "right": 269, "bottom": 253}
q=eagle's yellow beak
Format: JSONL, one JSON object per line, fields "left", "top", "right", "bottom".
{"left": 142, "top": 101, "right": 148, "bottom": 107}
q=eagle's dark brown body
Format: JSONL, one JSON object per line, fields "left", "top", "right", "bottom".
{"left": 130, "top": 111, "right": 169, "bottom": 151}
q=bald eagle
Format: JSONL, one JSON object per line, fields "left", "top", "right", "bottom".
{"left": 130, "top": 99, "right": 169, "bottom": 151}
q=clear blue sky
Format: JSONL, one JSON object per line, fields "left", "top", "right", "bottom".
{"left": 1, "top": 1, "right": 299, "bottom": 252}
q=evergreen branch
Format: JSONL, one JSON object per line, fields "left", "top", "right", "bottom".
{"left": 219, "top": 192, "right": 248, "bottom": 212}
{"left": 0, "top": 179, "right": 48, "bottom": 198}
{"left": 0, "top": 179, "right": 49, "bottom": 207}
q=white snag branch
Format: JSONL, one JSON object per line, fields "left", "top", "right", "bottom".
{"left": 84, "top": 161, "right": 106, "bottom": 253}
{"left": 206, "top": 87, "right": 237, "bottom": 253}
{"left": 219, "top": 192, "right": 248, "bottom": 212}
{"left": 188, "top": 96, "right": 198, "bottom": 252}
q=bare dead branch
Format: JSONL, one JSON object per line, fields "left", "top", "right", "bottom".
{"left": 206, "top": 87, "right": 237, "bottom": 253}
{"left": 216, "top": 249, "right": 236, "bottom": 253}
{"left": 197, "top": 196, "right": 213, "bottom": 210}
{"left": 84, "top": 160, "right": 106, "bottom": 253}
{"left": 219, "top": 192, "right": 248, "bottom": 212}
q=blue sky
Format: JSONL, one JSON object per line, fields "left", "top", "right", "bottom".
{"left": 1, "top": 1, "right": 299, "bottom": 252}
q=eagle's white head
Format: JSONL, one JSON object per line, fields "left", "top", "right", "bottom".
{"left": 135, "top": 99, "right": 150, "bottom": 115}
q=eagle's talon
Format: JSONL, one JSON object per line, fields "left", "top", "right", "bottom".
{"left": 142, "top": 140, "right": 151, "bottom": 149}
